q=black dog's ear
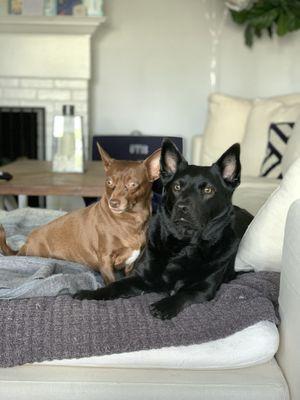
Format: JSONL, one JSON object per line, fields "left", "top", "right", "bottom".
{"left": 215, "top": 143, "right": 241, "bottom": 189}
{"left": 143, "top": 148, "right": 161, "bottom": 182}
{"left": 160, "top": 139, "right": 187, "bottom": 182}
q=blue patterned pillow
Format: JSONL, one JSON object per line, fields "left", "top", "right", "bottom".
{"left": 260, "top": 122, "right": 295, "bottom": 179}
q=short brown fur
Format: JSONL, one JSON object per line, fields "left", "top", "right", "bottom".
{"left": 0, "top": 145, "right": 161, "bottom": 284}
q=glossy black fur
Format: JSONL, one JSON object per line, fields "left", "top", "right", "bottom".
{"left": 74, "top": 140, "right": 253, "bottom": 320}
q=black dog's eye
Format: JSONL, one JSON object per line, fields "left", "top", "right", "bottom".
{"left": 173, "top": 183, "right": 181, "bottom": 191}
{"left": 202, "top": 186, "right": 215, "bottom": 195}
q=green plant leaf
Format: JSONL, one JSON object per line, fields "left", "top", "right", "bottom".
{"left": 249, "top": 9, "right": 278, "bottom": 30}
{"left": 267, "top": 26, "right": 274, "bottom": 37}
{"left": 245, "top": 24, "right": 254, "bottom": 47}
{"left": 230, "top": 10, "right": 249, "bottom": 25}
{"left": 277, "top": 12, "right": 291, "bottom": 35}
{"left": 289, "top": 1, "right": 300, "bottom": 18}
{"left": 269, "top": 0, "right": 281, "bottom": 6}
{"left": 230, "top": 0, "right": 300, "bottom": 46}
{"left": 255, "top": 26, "right": 262, "bottom": 38}
{"left": 293, "top": 17, "right": 300, "bottom": 30}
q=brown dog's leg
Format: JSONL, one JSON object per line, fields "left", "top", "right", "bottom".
{"left": 114, "top": 248, "right": 138, "bottom": 276}
{"left": 124, "top": 263, "right": 134, "bottom": 275}
{"left": 0, "top": 225, "right": 18, "bottom": 255}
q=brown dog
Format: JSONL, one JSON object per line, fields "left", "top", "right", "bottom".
{"left": 0, "top": 144, "right": 161, "bottom": 284}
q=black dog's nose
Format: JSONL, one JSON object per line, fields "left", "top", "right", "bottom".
{"left": 176, "top": 203, "right": 188, "bottom": 214}
{"left": 109, "top": 199, "right": 120, "bottom": 209}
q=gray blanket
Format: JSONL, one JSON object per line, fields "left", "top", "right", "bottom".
{"left": 0, "top": 208, "right": 103, "bottom": 299}
{"left": 0, "top": 208, "right": 280, "bottom": 368}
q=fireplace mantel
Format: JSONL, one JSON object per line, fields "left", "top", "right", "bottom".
{"left": 0, "top": 16, "right": 105, "bottom": 35}
{"left": 0, "top": 15, "right": 105, "bottom": 79}
{"left": 0, "top": 15, "right": 106, "bottom": 162}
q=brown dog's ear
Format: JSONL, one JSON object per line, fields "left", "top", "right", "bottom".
{"left": 143, "top": 148, "right": 161, "bottom": 182}
{"left": 97, "top": 142, "right": 114, "bottom": 172}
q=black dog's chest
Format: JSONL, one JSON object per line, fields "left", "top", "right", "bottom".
{"left": 160, "top": 262, "right": 182, "bottom": 284}
{"left": 158, "top": 247, "right": 207, "bottom": 290}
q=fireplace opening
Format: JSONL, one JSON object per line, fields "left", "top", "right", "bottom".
{"left": 0, "top": 107, "right": 46, "bottom": 207}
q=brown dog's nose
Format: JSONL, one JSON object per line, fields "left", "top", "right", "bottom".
{"left": 109, "top": 199, "right": 120, "bottom": 209}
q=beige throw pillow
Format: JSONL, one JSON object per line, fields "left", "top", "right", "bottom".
{"left": 282, "top": 115, "right": 300, "bottom": 176}
{"left": 201, "top": 93, "right": 252, "bottom": 166}
{"left": 241, "top": 101, "right": 300, "bottom": 177}
{"left": 273, "top": 93, "right": 300, "bottom": 105}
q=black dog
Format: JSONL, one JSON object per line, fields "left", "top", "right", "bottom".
{"left": 74, "top": 139, "right": 253, "bottom": 320}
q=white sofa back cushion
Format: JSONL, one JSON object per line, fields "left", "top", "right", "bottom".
{"left": 282, "top": 114, "right": 300, "bottom": 176}
{"left": 200, "top": 93, "right": 300, "bottom": 172}
{"left": 201, "top": 93, "right": 253, "bottom": 165}
{"left": 275, "top": 93, "right": 300, "bottom": 105}
{"left": 235, "top": 157, "right": 300, "bottom": 272}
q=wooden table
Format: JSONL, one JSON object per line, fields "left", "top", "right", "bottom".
{"left": 0, "top": 159, "right": 106, "bottom": 207}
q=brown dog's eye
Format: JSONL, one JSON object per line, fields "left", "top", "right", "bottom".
{"left": 106, "top": 178, "right": 114, "bottom": 187}
{"left": 174, "top": 183, "right": 181, "bottom": 191}
{"left": 128, "top": 182, "right": 138, "bottom": 189}
{"left": 203, "top": 186, "right": 214, "bottom": 195}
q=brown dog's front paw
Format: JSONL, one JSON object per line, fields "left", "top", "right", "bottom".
{"left": 149, "top": 297, "right": 180, "bottom": 320}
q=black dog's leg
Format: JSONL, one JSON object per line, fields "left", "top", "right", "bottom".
{"left": 73, "top": 275, "right": 150, "bottom": 300}
{"left": 149, "top": 289, "right": 211, "bottom": 320}
{"left": 150, "top": 267, "right": 226, "bottom": 320}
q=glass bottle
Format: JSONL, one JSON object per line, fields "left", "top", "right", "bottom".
{"left": 52, "top": 105, "right": 85, "bottom": 173}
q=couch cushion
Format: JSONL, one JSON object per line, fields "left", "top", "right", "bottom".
{"left": 0, "top": 358, "right": 289, "bottom": 400}
{"left": 200, "top": 92, "right": 300, "bottom": 171}
{"left": 233, "top": 176, "right": 279, "bottom": 216}
{"left": 274, "top": 92, "right": 300, "bottom": 105}
{"left": 241, "top": 101, "right": 300, "bottom": 177}
{"left": 235, "top": 158, "right": 300, "bottom": 272}
{"left": 282, "top": 114, "right": 300, "bottom": 176}
{"left": 201, "top": 93, "right": 253, "bottom": 165}
{"left": 260, "top": 122, "right": 295, "bottom": 179}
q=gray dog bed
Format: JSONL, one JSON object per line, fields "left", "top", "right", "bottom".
{"left": 0, "top": 208, "right": 279, "bottom": 368}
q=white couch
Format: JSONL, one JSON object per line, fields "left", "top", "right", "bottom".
{"left": 0, "top": 199, "right": 299, "bottom": 399}
{"left": 1, "top": 94, "right": 300, "bottom": 399}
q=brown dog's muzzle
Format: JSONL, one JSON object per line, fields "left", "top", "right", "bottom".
{"left": 108, "top": 186, "right": 130, "bottom": 213}
{"left": 109, "top": 199, "right": 121, "bottom": 209}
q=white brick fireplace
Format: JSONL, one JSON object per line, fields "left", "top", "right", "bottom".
{"left": 0, "top": 16, "right": 105, "bottom": 161}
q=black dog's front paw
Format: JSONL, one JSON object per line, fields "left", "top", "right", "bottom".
{"left": 73, "top": 290, "right": 98, "bottom": 300}
{"left": 149, "top": 297, "right": 180, "bottom": 320}
{"left": 73, "top": 287, "right": 113, "bottom": 301}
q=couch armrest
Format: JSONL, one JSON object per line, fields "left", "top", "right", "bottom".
{"left": 192, "top": 135, "right": 203, "bottom": 166}
{"left": 277, "top": 199, "right": 300, "bottom": 400}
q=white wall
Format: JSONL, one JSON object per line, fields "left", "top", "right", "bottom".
{"left": 90, "top": 0, "right": 300, "bottom": 161}
{"left": 219, "top": 15, "right": 300, "bottom": 99}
